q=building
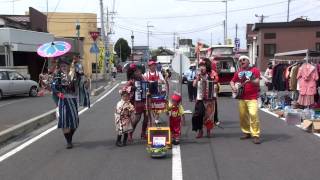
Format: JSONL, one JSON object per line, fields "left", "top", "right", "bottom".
{"left": 47, "top": 12, "right": 98, "bottom": 77}
{"left": 177, "top": 38, "right": 195, "bottom": 60}
{"left": 247, "top": 18, "right": 320, "bottom": 70}
{"left": 0, "top": 7, "right": 54, "bottom": 81}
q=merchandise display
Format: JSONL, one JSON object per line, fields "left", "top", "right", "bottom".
{"left": 260, "top": 50, "right": 320, "bottom": 133}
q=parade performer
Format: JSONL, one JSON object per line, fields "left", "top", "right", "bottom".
{"left": 114, "top": 86, "right": 135, "bottom": 147}
{"left": 72, "top": 55, "right": 90, "bottom": 108}
{"left": 210, "top": 58, "right": 220, "bottom": 125}
{"left": 167, "top": 93, "right": 185, "bottom": 145}
{"left": 125, "top": 64, "right": 148, "bottom": 141}
{"left": 192, "top": 59, "right": 217, "bottom": 138}
{"left": 230, "top": 55, "right": 261, "bottom": 144}
{"left": 142, "top": 59, "right": 166, "bottom": 138}
{"left": 143, "top": 59, "right": 165, "bottom": 84}
{"left": 51, "top": 57, "right": 80, "bottom": 149}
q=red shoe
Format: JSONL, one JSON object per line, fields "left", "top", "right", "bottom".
{"left": 196, "top": 130, "right": 203, "bottom": 139}
{"left": 141, "top": 133, "right": 147, "bottom": 140}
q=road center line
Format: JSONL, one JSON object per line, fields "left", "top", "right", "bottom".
{"left": 172, "top": 145, "right": 183, "bottom": 180}
{"left": 0, "top": 83, "right": 119, "bottom": 163}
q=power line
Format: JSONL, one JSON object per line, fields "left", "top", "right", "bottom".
{"left": 176, "top": 0, "right": 232, "bottom": 2}
{"left": 48, "top": 0, "right": 62, "bottom": 21}
{"left": 115, "top": 22, "right": 223, "bottom": 35}
{"left": 0, "top": 0, "right": 26, "bottom": 3}
{"left": 115, "top": 0, "right": 294, "bottom": 20}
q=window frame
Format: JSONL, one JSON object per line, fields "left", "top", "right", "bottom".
{"left": 316, "top": 43, "right": 320, "bottom": 51}
{"left": 264, "top": 33, "right": 276, "bottom": 39}
{"left": 264, "top": 44, "right": 277, "bottom": 57}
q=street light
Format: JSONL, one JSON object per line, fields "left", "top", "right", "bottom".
{"left": 131, "top": 31, "right": 134, "bottom": 61}
{"left": 75, "top": 20, "right": 81, "bottom": 57}
{"left": 147, "top": 22, "right": 154, "bottom": 59}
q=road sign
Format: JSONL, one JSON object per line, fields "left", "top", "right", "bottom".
{"left": 235, "top": 38, "right": 240, "bottom": 45}
{"left": 90, "top": 43, "right": 100, "bottom": 54}
{"left": 89, "top": 31, "right": 100, "bottom": 41}
{"left": 234, "top": 38, "right": 240, "bottom": 51}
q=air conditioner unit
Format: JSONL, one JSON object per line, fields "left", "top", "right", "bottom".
{"left": 10, "top": 43, "right": 18, "bottom": 51}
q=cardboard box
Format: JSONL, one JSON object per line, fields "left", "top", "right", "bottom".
{"left": 301, "top": 120, "right": 320, "bottom": 133}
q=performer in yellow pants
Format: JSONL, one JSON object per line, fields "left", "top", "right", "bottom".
{"left": 230, "top": 55, "right": 262, "bottom": 144}
{"left": 239, "top": 100, "right": 260, "bottom": 137}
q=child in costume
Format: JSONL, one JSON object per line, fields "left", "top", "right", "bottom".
{"left": 114, "top": 86, "right": 135, "bottom": 147}
{"left": 167, "top": 93, "right": 185, "bottom": 145}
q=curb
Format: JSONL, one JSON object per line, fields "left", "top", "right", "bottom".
{"left": 0, "top": 109, "right": 56, "bottom": 145}
{"left": 0, "top": 81, "right": 117, "bottom": 145}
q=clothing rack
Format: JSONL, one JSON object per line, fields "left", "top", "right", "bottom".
{"left": 274, "top": 49, "right": 320, "bottom": 63}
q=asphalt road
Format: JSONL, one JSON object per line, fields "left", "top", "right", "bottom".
{"left": 0, "top": 77, "right": 121, "bottom": 132}
{"left": 1, "top": 82, "right": 320, "bottom": 180}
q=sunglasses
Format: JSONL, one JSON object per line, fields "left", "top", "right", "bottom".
{"left": 239, "top": 59, "right": 247, "bottom": 62}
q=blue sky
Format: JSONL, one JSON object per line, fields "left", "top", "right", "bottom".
{"left": 0, "top": 0, "right": 319, "bottom": 49}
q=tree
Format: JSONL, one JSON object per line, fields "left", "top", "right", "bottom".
{"left": 114, "top": 38, "right": 131, "bottom": 62}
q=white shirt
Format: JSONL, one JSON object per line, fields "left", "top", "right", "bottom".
{"left": 143, "top": 71, "right": 165, "bottom": 81}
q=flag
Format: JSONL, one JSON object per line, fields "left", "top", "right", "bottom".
{"left": 98, "top": 46, "right": 105, "bottom": 72}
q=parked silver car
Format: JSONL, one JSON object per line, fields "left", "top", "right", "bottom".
{"left": 0, "top": 69, "right": 38, "bottom": 99}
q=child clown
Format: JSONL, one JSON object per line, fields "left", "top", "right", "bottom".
{"left": 167, "top": 93, "right": 185, "bottom": 145}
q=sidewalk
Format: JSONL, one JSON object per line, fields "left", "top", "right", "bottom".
{"left": 0, "top": 73, "right": 125, "bottom": 144}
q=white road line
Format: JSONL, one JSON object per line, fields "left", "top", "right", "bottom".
{"left": 91, "top": 83, "right": 119, "bottom": 106}
{"left": 172, "top": 145, "right": 183, "bottom": 180}
{"left": 260, "top": 108, "right": 320, "bottom": 138}
{"left": 0, "top": 83, "right": 120, "bottom": 163}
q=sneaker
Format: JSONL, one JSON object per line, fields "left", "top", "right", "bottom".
{"left": 240, "top": 133, "right": 251, "bottom": 140}
{"left": 253, "top": 137, "right": 261, "bottom": 144}
{"left": 115, "top": 141, "right": 123, "bottom": 147}
{"left": 66, "top": 143, "right": 73, "bottom": 149}
{"left": 141, "top": 134, "right": 147, "bottom": 140}
{"left": 174, "top": 139, "right": 180, "bottom": 145}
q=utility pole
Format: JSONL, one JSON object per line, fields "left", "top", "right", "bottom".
{"left": 287, "top": 0, "right": 291, "bottom": 22}
{"left": 235, "top": 24, "right": 238, "bottom": 39}
{"left": 100, "top": 0, "right": 108, "bottom": 56}
{"left": 211, "top": 32, "right": 213, "bottom": 47}
{"left": 225, "top": 0, "right": 228, "bottom": 44}
{"left": 255, "top": 14, "right": 268, "bottom": 23}
{"left": 147, "top": 22, "right": 154, "bottom": 59}
{"left": 223, "top": 20, "right": 226, "bottom": 44}
{"left": 46, "top": 0, "right": 48, "bottom": 16}
{"left": 173, "top": 32, "right": 176, "bottom": 53}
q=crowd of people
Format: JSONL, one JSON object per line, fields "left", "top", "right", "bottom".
{"left": 115, "top": 55, "right": 262, "bottom": 147}
{"left": 41, "top": 54, "right": 262, "bottom": 149}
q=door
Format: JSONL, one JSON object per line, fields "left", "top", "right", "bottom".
{"left": 8, "top": 71, "right": 27, "bottom": 94}
{"left": 0, "top": 71, "right": 10, "bottom": 95}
